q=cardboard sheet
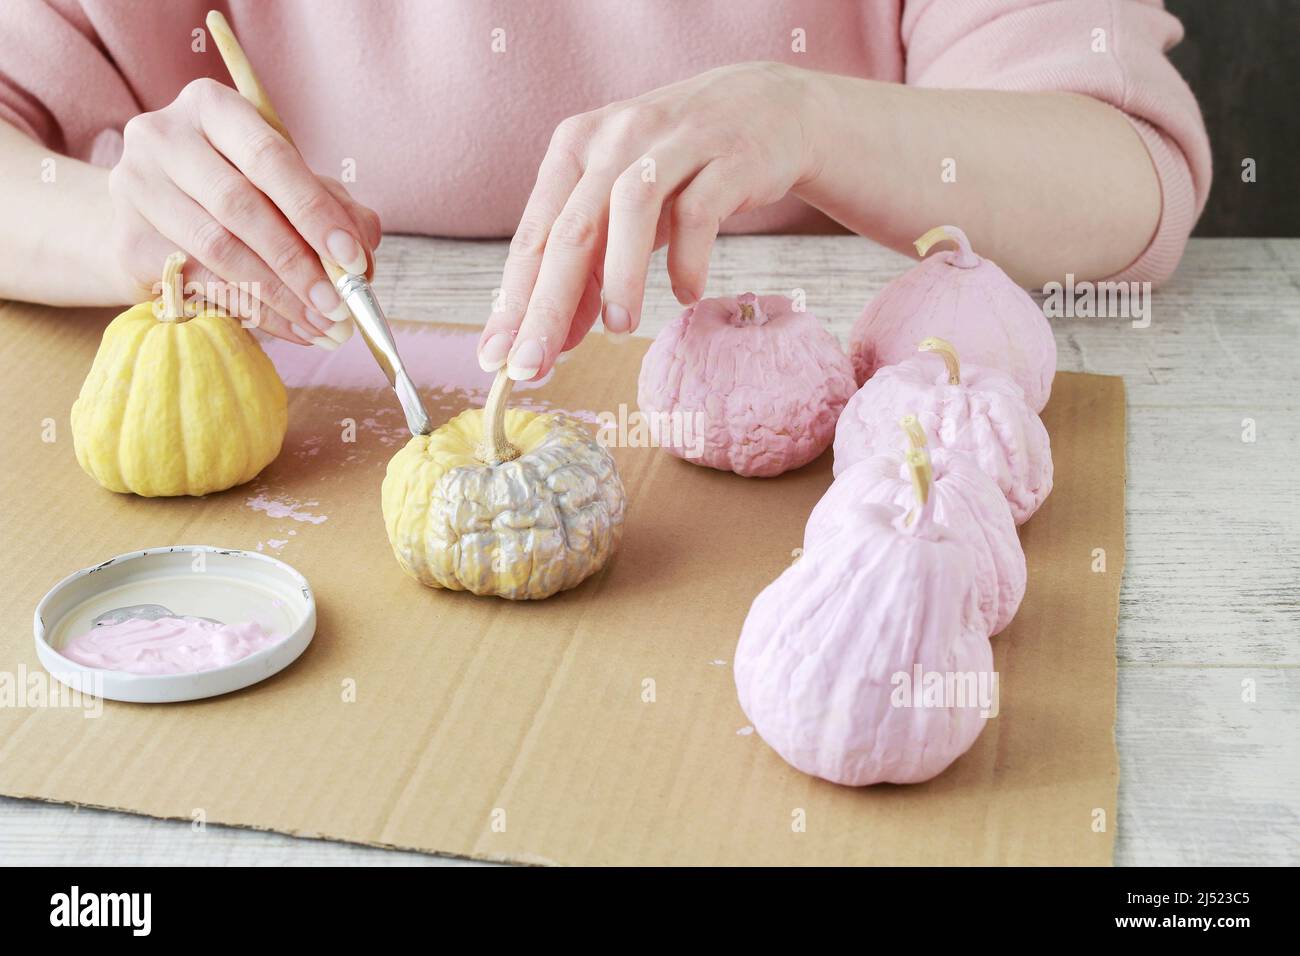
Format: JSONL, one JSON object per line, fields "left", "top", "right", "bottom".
{"left": 0, "top": 302, "right": 1123, "bottom": 866}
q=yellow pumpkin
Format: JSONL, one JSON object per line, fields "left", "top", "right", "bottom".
{"left": 382, "top": 370, "right": 626, "bottom": 599}
{"left": 70, "top": 252, "right": 287, "bottom": 497}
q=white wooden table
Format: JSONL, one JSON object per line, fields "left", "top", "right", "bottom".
{"left": 3, "top": 235, "right": 1296, "bottom": 866}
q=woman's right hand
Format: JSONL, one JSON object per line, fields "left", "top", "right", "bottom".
{"left": 107, "top": 77, "right": 381, "bottom": 347}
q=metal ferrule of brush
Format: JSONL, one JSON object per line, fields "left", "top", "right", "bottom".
{"left": 336, "top": 273, "right": 432, "bottom": 436}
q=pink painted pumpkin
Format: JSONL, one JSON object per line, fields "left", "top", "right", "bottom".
{"left": 808, "top": 416, "right": 1025, "bottom": 636}
{"left": 849, "top": 225, "right": 1057, "bottom": 412}
{"left": 637, "top": 293, "right": 856, "bottom": 477}
{"left": 833, "top": 337, "right": 1052, "bottom": 525}
{"left": 735, "top": 450, "right": 993, "bottom": 786}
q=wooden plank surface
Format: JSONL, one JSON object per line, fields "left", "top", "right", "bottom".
{"left": 2, "top": 235, "right": 1297, "bottom": 866}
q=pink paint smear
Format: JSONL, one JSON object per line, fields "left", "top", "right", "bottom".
{"left": 261, "top": 323, "right": 601, "bottom": 424}
{"left": 262, "top": 324, "right": 552, "bottom": 396}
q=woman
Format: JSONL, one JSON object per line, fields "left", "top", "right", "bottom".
{"left": 0, "top": 0, "right": 1209, "bottom": 381}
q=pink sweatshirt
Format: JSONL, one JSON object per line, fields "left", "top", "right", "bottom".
{"left": 0, "top": 0, "right": 1209, "bottom": 284}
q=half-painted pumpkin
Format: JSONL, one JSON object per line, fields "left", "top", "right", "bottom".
{"left": 382, "top": 370, "right": 625, "bottom": 599}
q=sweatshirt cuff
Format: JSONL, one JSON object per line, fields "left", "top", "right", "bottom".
{"left": 1109, "top": 115, "right": 1198, "bottom": 286}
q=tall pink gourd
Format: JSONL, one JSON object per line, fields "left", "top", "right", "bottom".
{"left": 735, "top": 450, "right": 993, "bottom": 786}
{"left": 834, "top": 337, "right": 1053, "bottom": 525}
{"left": 808, "top": 416, "right": 1025, "bottom": 636}
{"left": 849, "top": 225, "right": 1057, "bottom": 412}
{"left": 637, "top": 293, "right": 856, "bottom": 477}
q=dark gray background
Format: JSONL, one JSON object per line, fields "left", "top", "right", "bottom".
{"left": 1166, "top": 0, "right": 1298, "bottom": 236}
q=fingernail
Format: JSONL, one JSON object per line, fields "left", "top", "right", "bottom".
{"left": 478, "top": 331, "right": 512, "bottom": 372}
{"left": 303, "top": 309, "right": 333, "bottom": 335}
{"left": 291, "top": 323, "right": 318, "bottom": 345}
{"left": 603, "top": 302, "right": 631, "bottom": 334}
{"left": 506, "top": 338, "right": 544, "bottom": 381}
{"left": 672, "top": 285, "right": 698, "bottom": 306}
{"left": 294, "top": 322, "right": 339, "bottom": 351}
{"left": 326, "top": 229, "right": 368, "bottom": 275}
{"left": 310, "top": 279, "right": 350, "bottom": 322}
{"left": 324, "top": 318, "right": 354, "bottom": 344}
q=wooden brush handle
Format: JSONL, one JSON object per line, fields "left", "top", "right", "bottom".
{"left": 204, "top": 10, "right": 347, "bottom": 283}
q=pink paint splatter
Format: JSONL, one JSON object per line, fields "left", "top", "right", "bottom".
{"left": 294, "top": 435, "right": 325, "bottom": 459}
{"left": 359, "top": 413, "right": 412, "bottom": 447}
{"left": 246, "top": 494, "right": 329, "bottom": 524}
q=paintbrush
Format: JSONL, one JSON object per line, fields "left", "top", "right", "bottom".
{"left": 205, "top": 9, "right": 432, "bottom": 437}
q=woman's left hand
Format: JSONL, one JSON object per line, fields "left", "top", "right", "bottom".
{"left": 477, "top": 61, "right": 824, "bottom": 381}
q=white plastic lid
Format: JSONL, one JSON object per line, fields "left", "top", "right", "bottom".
{"left": 34, "top": 545, "right": 316, "bottom": 704}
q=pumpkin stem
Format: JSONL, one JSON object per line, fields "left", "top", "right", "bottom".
{"left": 731, "top": 292, "right": 769, "bottom": 327}
{"left": 918, "top": 336, "right": 961, "bottom": 385}
{"left": 159, "top": 251, "right": 189, "bottom": 322}
{"left": 913, "top": 225, "right": 980, "bottom": 269}
{"left": 476, "top": 367, "right": 521, "bottom": 464}
{"left": 900, "top": 414, "right": 927, "bottom": 451}
{"left": 904, "top": 447, "right": 933, "bottom": 528}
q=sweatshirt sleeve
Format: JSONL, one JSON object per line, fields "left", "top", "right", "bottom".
{"left": 0, "top": 0, "right": 141, "bottom": 166}
{"left": 901, "top": 0, "right": 1212, "bottom": 285}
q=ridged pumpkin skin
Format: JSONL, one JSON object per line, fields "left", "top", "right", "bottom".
{"left": 833, "top": 354, "right": 1053, "bottom": 524}
{"left": 806, "top": 448, "right": 1026, "bottom": 636}
{"left": 637, "top": 293, "right": 857, "bottom": 477}
{"left": 382, "top": 409, "right": 626, "bottom": 600}
{"left": 735, "top": 499, "right": 992, "bottom": 786}
{"left": 848, "top": 225, "right": 1057, "bottom": 412}
{"left": 70, "top": 303, "right": 287, "bottom": 497}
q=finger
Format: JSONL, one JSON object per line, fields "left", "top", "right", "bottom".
{"left": 561, "top": 272, "right": 604, "bottom": 352}
{"left": 118, "top": 216, "right": 313, "bottom": 346}
{"left": 157, "top": 130, "right": 351, "bottom": 328}
{"left": 111, "top": 139, "right": 314, "bottom": 347}
{"left": 108, "top": 204, "right": 161, "bottom": 304}
{"left": 506, "top": 173, "right": 612, "bottom": 381}
{"left": 182, "top": 262, "right": 315, "bottom": 345}
{"left": 666, "top": 158, "right": 752, "bottom": 305}
{"left": 601, "top": 144, "right": 705, "bottom": 334}
{"left": 117, "top": 147, "right": 332, "bottom": 337}
{"left": 183, "top": 79, "right": 371, "bottom": 275}
{"left": 478, "top": 119, "right": 588, "bottom": 371}
{"left": 320, "top": 177, "right": 382, "bottom": 250}
{"left": 320, "top": 177, "right": 381, "bottom": 280}
{"left": 130, "top": 177, "right": 341, "bottom": 349}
